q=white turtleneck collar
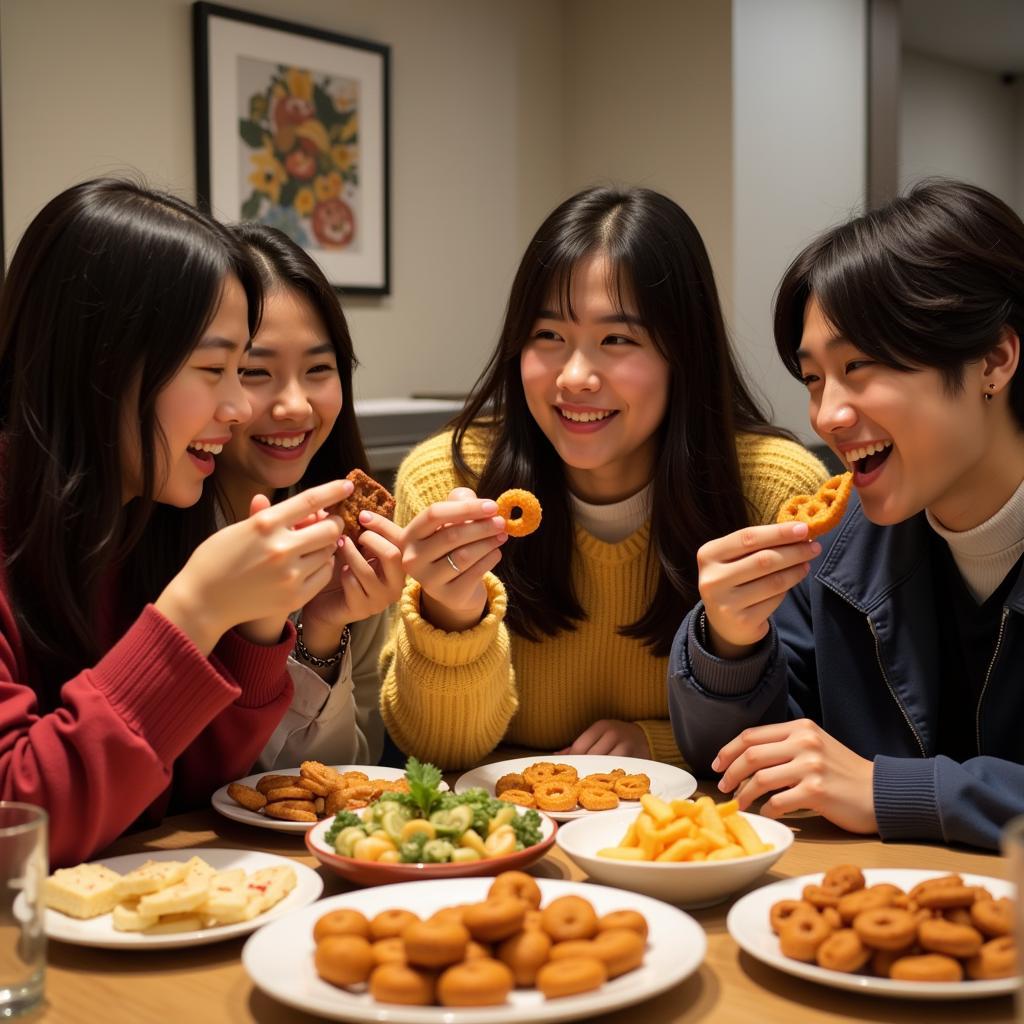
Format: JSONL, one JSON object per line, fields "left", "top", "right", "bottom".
{"left": 926, "top": 476, "right": 1024, "bottom": 603}
{"left": 570, "top": 482, "right": 652, "bottom": 544}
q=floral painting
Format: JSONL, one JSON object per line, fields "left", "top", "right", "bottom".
{"left": 238, "top": 59, "right": 360, "bottom": 251}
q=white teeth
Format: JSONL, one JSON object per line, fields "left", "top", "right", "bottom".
{"left": 254, "top": 434, "right": 306, "bottom": 448}
{"left": 560, "top": 409, "right": 614, "bottom": 423}
{"left": 187, "top": 442, "right": 223, "bottom": 455}
{"left": 845, "top": 440, "right": 892, "bottom": 466}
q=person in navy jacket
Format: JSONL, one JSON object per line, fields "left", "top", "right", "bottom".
{"left": 669, "top": 179, "right": 1024, "bottom": 850}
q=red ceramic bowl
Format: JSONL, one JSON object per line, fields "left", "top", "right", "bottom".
{"left": 305, "top": 811, "right": 557, "bottom": 885}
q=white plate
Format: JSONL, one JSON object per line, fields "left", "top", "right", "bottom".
{"left": 454, "top": 755, "right": 697, "bottom": 822}
{"left": 243, "top": 876, "right": 705, "bottom": 1023}
{"left": 727, "top": 868, "right": 1018, "bottom": 1000}
{"left": 45, "top": 848, "right": 323, "bottom": 950}
{"left": 211, "top": 764, "right": 416, "bottom": 834}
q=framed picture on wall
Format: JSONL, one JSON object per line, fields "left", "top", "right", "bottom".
{"left": 193, "top": 2, "right": 390, "bottom": 295}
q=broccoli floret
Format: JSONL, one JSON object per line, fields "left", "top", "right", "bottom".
{"left": 324, "top": 810, "right": 365, "bottom": 847}
{"left": 398, "top": 831, "right": 430, "bottom": 863}
{"left": 509, "top": 808, "right": 543, "bottom": 849}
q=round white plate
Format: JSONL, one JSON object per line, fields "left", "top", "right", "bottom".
{"left": 45, "top": 848, "right": 322, "bottom": 950}
{"left": 243, "top": 876, "right": 705, "bottom": 1023}
{"left": 455, "top": 755, "right": 697, "bottom": 822}
{"left": 727, "top": 868, "right": 1018, "bottom": 1000}
{"left": 211, "top": 764, "right": 415, "bottom": 834}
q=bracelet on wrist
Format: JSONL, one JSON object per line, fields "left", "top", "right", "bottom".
{"left": 295, "top": 619, "right": 351, "bottom": 668}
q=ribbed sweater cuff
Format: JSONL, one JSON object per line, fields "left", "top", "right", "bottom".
{"left": 637, "top": 719, "right": 688, "bottom": 768}
{"left": 212, "top": 620, "right": 295, "bottom": 708}
{"left": 401, "top": 574, "right": 507, "bottom": 666}
{"left": 873, "top": 755, "right": 944, "bottom": 842}
{"left": 91, "top": 605, "right": 240, "bottom": 762}
{"left": 686, "top": 605, "right": 772, "bottom": 697}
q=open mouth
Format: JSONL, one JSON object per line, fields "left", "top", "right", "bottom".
{"left": 252, "top": 431, "right": 312, "bottom": 452}
{"left": 845, "top": 440, "right": 893, "bottom": 478}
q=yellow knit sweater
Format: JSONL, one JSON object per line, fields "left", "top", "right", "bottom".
{"left": 379, "top": 428, "right": 827, "bottom": 769}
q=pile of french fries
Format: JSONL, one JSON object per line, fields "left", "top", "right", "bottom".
{"left": 597, "top": 794, "right": 773, "bottom": 862}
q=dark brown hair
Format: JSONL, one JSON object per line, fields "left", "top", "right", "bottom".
{"left": 775, "top": 178, "right": 1024, "bottom": 428}
{"left": 0, "top": 178, "right": 262, "bottom": 711}
{"left": 450, "top": 186, "right": 786, "bottom": 656}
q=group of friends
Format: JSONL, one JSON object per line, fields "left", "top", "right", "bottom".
{"left": 0, "top": 176, "right": 1020, "bottom": 867}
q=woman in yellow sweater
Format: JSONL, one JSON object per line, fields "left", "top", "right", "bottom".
{"left": 375, "top": 186, "right": 827, "bottom": 769}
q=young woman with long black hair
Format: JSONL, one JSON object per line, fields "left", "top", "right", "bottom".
{"left": 372, "top": 186, "right": 827, "bottom": 769}
{"left": 0, "top": 179, "right": 350, "bottom": 864}
{"left": 216, "top": 224, "right": 404, "bottom": 769}
{"left": 670, "top": 179, "right": 1024, "bottom": 850}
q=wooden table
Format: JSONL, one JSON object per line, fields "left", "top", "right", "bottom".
{"left": 34, "top": 805, "right": 1018, "bottom": 1024}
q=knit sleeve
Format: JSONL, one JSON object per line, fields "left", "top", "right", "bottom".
{"left": 378, "top": 430, "right": 517, "bottom": 769}
{"left": 736, "top": 433, "right": 830, "bottom": 525}
{"left": 634, "top": 718, "right": 690, "bottom": 769}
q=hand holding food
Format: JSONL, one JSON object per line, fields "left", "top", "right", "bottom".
{"left": 401, "top": 487, "right": 509, "bottom": 631}
{"left": 44, "top": 855, "right": 295, "bottom": 933}
{"left": 713, "top": 719, "right": 878, "bottom": 833}
{"left": 696, "top": 521, "right": 822, "bottom": 658}
{"left": 597, "top": 794, "right": 775, "bottom": 863}
{"left": 155, "top": 479, "right": 351, "bottom": 654}
{"left": 327, "top": 468, "right": 396, "bottom": 539}
{"left": 494, "top": 488, "right": 542, "bottom": 538}
{"left": 311, "top": 872, "right": 648, "bottom": 1005}
{"left": 776, "top": 473, "right": 853, "bottom": 539}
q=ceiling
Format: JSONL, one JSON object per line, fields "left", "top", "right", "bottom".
{"left": 900, "top": 0, "right": 1024, "bottom": 75}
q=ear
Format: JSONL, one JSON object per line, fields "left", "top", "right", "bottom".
{"left": 981, "top": 326, "right": 1020, "bottom": 394}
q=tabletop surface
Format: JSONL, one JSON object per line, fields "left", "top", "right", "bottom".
{"left": 32, "top": 789, "right": 1018, "bottom": 1024}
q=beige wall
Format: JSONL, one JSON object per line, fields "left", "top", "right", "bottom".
{"left": 563, "top": 0, "right": 733, "bottom": 314}
{"left": 1, "top": 0, "right": 733, "bottom": 399}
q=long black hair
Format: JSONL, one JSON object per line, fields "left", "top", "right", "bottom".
{"left": 450, "top": 186, "right": 785, "bottom": 656}
{"left": 775, "top": 178, "right": 1024, "bottom": 428}
{"left": 0, "top": 178, "right": 262, "bottom": 712}
{"left": 227, "top": 223, "right": 368, "bottom": 496}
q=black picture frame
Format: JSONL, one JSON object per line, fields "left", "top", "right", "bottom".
{"left": 193, "top": 2, "right": 390, "bottom": 295}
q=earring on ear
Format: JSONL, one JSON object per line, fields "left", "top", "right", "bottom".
{"left": 984, "top": 383, "right": 996, "bottom": 401}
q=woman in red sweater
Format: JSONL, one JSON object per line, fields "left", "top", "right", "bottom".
{"left": 0, "top": 179, "right": 351, "bottom": 865}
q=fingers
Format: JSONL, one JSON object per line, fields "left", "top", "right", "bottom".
{"left": 406, "top": 499, "right": 499, "bottom": 542}
{"left": 262, "top": 479, "right": 353, "bottom": 529}
{"left": 248, "top": 493, "right": 272, "bottom": 517}
{"left": 447, "top": 486, "right": 478, "bottom": 501}
{"left": 709, "top": 540, "right": 821, "bottom": 590}
{"left": 712, "top": 721, "right": 799, "bottom": 775}
{"left": 287, "top": 517, "right": 344, "bottom": 556}
{"left": 730, "top": 762, "right": 798, "bottom": 809}
{"left": 699, "top": 521, "right": 811, "bottom": 566}
{"left": 357, "top": 510, "right": 404, "bottom": 546}
{"left": 562, "top": 721, "right": 605, "bottom": 755}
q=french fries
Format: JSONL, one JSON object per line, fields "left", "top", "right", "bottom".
{"left": 597, "top": 794, "right": 773, "bottom": 863}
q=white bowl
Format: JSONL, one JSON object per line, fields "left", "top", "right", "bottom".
{"left": 556, "top": 808, "right": 794, "bottom": 908}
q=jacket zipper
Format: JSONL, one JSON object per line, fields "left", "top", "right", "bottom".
{"left": 868, "top": 617, "right": 926, "bottom": 757}
{"left": 975, "top": 607, "right": 1010, "bottom": 757}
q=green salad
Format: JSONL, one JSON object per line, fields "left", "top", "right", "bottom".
{"left": 324, "top": 757, "right": 543, "bottom": 865}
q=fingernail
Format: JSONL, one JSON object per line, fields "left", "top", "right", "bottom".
{"left": 711, "top": 757, "right": 720, "bottom": 772}
{"left": 790, "top": 522, "right": 808, "bottom": 538}
{"left": 481, "top": 500, "right": 497, "bottom": 514}
{"left": 717, "top": 779, "right": 728, "bottom": 792}
{"left": 492, "top": 517, "right": 506, "bottom": 529}
{"left": 359, "top": 510, "right": 374, "bottom": 523}
{"left": 810, "top": 541, "right": 822, "bottom": 555}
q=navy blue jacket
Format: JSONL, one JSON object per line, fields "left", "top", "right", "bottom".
{"left": 668, "top": 494, "right": 1024, "bottom": 850}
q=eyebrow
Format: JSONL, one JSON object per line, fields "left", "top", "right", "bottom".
{"left": 247, "top": 341, "right": 336, "bottom": 358}
{"left": 536, "top": 309, "right": 646, "bottom": 328}
{"left": 795, "top": 336, "right": 853, "bottom": 361}
{"left": 196, "top": 336, "right": 243, "bottom": 352}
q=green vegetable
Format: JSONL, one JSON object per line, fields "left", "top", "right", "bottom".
{"left": 405, "top": 756, "right": 444, "bottom": 819}
{"left": 334, "top": 825, "right": 369, "bottom": 858}
{"left": 324, "top": 810, "right": 365, "bottom": 847}
{"left": 509, "top": 808, "right": 543, "bottom": 849}
{"left": 381, "top": 806, "right": 412, "bottom": 844}
{"left": 422, "top": 838, "right": 456, "bottom": 863}
{"left": 399, "top": 831, "right": 430, "bottom": 863}
{"left": 436, "top": 788, "right": 507, "bottom": 837}
{"left": 429, "top": 805, "right": 474, "bottom": 838}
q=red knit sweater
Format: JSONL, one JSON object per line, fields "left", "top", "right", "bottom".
{"left": 0, "top": 580, "right": 294, "bottom": 866}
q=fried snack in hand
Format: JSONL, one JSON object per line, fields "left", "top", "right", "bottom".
{"left": 328, "top": 468, "right": 396, "bottom": 539}
{"left": 495, "top": 489, "right": 542, "bottom": 538}
{"left": 776, "top": 472, "right": 853, "bottom": 539}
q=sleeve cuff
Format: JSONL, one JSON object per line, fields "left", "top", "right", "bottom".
{"left": 686, "top": 604, "right": 773, "bottom": 697}
{"left": 636, "top": 719, "right": 689, "bottom": 768}
{"left": 873, "top": 755, "right": 944, "bottom": 843}
{"left": 401, "top": 574, "right": 507, "bottom": 666}
{"left": 210, "top": 621, "right": 295, "bottom": 708}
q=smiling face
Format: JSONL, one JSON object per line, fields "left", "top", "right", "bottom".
{"left": 519, "top": 254, "right": 670, "bottom": 504}
{"left": 121, "top": 274, "right": 252, "bottom": 507}
{"left": 216, "top": 287, "right": 342, "bottom": 514}
{"left": 797, "top": 295, "right": 1021, "bottom": 530}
